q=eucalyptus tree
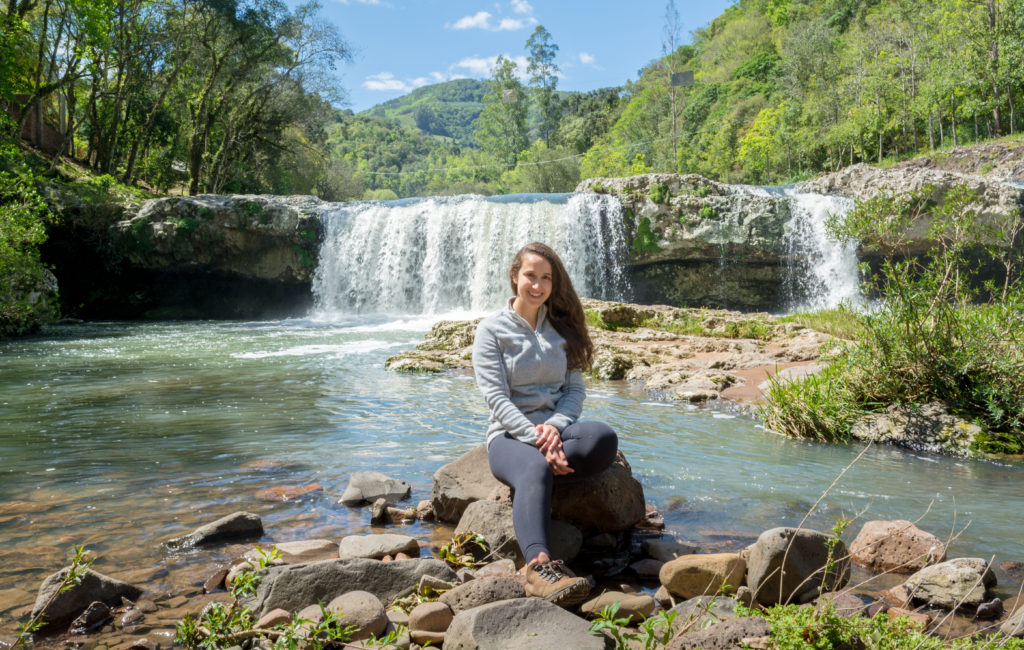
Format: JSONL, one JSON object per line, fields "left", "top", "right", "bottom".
{"left": 474, "top": 55, "right": 529, "bottom": 169}
{"left": 525, "top": 24, "right": 559, "bottom": 145}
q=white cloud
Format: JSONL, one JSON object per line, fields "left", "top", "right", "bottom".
{"left": 363, "top": 71, "right": 446, "bottom": 92}
{"left": 579, "top": 52, "right": 595, "bottom": 65}
{"left": 452, "top": 55, "right": 528, "bottom": 80}
{"left": 496, "top": 17, "right": 533, "bottom": 30}
{"left": 451, "top": 11, "right": 492, "bottom": 29}
{"left": 510, "top": 0, "right": 532, "bottom": 14}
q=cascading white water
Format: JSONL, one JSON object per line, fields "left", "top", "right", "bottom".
{"left": 312, "top": 193, "right": 630, "bottom": 316}
{"left": 780, "top": 189, "right": 862, "bottom": 311}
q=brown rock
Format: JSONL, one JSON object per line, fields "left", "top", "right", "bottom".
{"left": 630, "top": 558, "right": 664, "bottom": 579}
{"left": 202, "top": 567, "right": 228, "bottom": 594}
{"left": 438, "top": 576, "right": 526, "bottom": 614}
{"left": 849, "top": 520, "right": 946, "bottom": 573}
{"left": 887, "top": 607, "right": 929, "bottom": 628}
{"left": 416, "top": 500, "right": 435, "bottom": 521}
{"left": 659, "top": 553, "right": 746, "bottom": 600}
{"left": 643, "top": 539, "right": 696, "bottom": 562}
{"left": 325, "top": 591, "right": 387, "bottom": 640}
{"left": 255, "top": 608, "right": 291, "bottom": 629}
{"left": 408, "top": 601, "right": 453, "bottom": 633}
{"left": 880, "top": 584, "right": 912, "bottom": 608}
{"left": 253, "top": 483, "right": 323, "bottom": 502}
{"left": 580, "top": 591, "right": 655, "bottom": 623}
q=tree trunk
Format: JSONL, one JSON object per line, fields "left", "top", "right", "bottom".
{"left": 989, "top": 0, "right": 1002, "bottom": 136}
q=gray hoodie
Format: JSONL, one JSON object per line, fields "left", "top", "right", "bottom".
{"left": 472, "top": 299, "right": 585, "bottom": 446}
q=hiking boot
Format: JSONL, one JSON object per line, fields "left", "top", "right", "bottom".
{"left": 524, "top": 559, "right": 590, "bottom": 607}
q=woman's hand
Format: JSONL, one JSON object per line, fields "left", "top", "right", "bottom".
{"left": 535, "top": 424, "right": 573, "bottom": 475}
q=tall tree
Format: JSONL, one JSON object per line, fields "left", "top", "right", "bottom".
{"left": 474, "top": 55, "right": 528, "bottom": 168}
{"left": 525, "top": 24, "right": 559, "bottom": 145}
{"left": 662, "top": 0, "right": 682, "bottom": 167}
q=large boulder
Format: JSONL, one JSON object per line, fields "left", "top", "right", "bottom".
{"left": 432, "top": 445, "right": 645, "bottom": 533}
{"left": 849, "top": 520, "right": 947, "bottom": 573}
{"left": 166, "top": 511, "right": 263, "bottom": 549}
{"left": 902, "top": 557, "right": 996, "bottom": 610}
{"left": 746, "top": 527, "right": 850, "bottom": 606}
{"left": 849, "top": 402, "right": 984, "bottom": 457}
{"left": 454, "top": 499, "right": 581, "bottom": 565}
{"left": 29, "top": 568, "right": 143, "bottom": 632}
{"left": 1002, "top": 604, "right": 1024, "bottom": 637}
{"left": 339, "top": 471, "right": 411, "bottom": 506}
{"left": 242, "top": 558, "right": 456, "bottom": 617}
{"left": 666, "top": 615, "right": 771, "bottom": 650}
{"left": 444, "top": 597, "right": 613, "bottom": 649}
{"left": 659, "top": 553, "right": 746, "bottom": 600}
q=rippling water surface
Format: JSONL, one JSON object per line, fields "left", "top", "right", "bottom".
{"left": 2, "top": 318, "right": 1023, "bottom": 640}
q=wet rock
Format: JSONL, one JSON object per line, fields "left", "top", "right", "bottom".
{"left": 445, "top": 597, "right": 612, "bottom": 649}
{"left": 850, "top": 402, "right": 984, "bottom": 457}
{"left": 370, "top": 498, "right": 389, "bottom": 525}
{"left": 325, "top": 591, "right": 387, "bottom": 640}
{"left": 659, "top": 553, "right": 745, "bottom": 600}
{"left": 254, "top": 483, "right": 323, "bottom": 502}
{"left": 243, "top": 557, "right": 457, "bottom": 617}
{"left": 126, "top": 639, "right": 160, "bottom": 650}
{"left": 439, "top": 577, "right": 525, "bottom": 614}
{"left": 580, "top": 591, "right": 655, "bottom": 623}
{"left": 338, "top": 534, "right": 419, "bottom": 560}
{"left": 69, "top": 601, "right": 111, "bottom": 634}
{"left": 668, "top": 596, "right": 741, "bottom": 636}
{"left": 433, "top": 446, "right": 645, "bottom": 533}
{"left": 0, "top": 546, "right": 64, "bottom": 573}
{"left": 120, "top": 608, "right": 145, "bottom": 626}
{"left": 30, "top": 568, "right": 143, "bottom": 632}
{"left": 643, "top": 539, "right": 696, "bottom": 562}
{"left": 746, "top": 527, "right": 850, "bottom": 606}
{"left": 240, "top": 458, "right": 304, "bottom": 474}
{"left": 975, "top": 597, "right": 1003, "bottom": 620}
{"left": 415, "top": 500, "right": 435, "bottom": 521}
{"left": 454, "top": 499, "right": 581, "bottom": 565}
{"left": 202, "top": 567, "right": 228, "bottom": 594}
{"left": 903, "top": 557, "right": 996, "bottom": 610}
{"left": 849, "top": 520, "right": 946, "bottom": 573}
{"left": 165, "top": 512, "right": 263, "bottom": 549}
{"left": 667, "top": 614, "right": 771, "bottom": 650}
{"left": 340, "top": 471, "right": 411, "bottom": 506}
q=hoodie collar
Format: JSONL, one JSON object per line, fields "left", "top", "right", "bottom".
{"left": 505, "top": 297, "right": 547, "bottom": 332}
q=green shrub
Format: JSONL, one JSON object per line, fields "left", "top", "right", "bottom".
{"left": 648, "top": 182, "right": 669, "bottom": 204}
{"left": 631, "top": 217, "right": 660, "bottom": 255}
{"left": 698, "top": 204, "right": 716, "bottom": 219}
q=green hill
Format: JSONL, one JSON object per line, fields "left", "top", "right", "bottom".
{"left": 360, "top": 79, "right": 488, "bottom": 145}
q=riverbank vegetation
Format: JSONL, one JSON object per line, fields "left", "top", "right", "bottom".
{"left": 761, "top": 185, "right": 1024, "bottom": 453}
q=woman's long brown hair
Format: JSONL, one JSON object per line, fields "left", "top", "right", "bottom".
{"left": 509, "top": 242, "right": 594, "bottom": 370}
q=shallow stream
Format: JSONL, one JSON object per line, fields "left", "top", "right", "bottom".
{"left": 2, "top": 317, "right": 1023, "bottom": 641}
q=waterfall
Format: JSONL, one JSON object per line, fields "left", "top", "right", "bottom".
{"left": 780, "top": 189, "right": 862, "bottom": 311}
{"left": 312, "top": 193, "right": 630, "bottom": 316}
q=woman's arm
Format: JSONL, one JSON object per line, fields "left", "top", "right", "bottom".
{"left": 472, "top": 322, "right": 538, "bottom": 443}
{"left": 544, "top": 367, "right": 585, "bottom": 432}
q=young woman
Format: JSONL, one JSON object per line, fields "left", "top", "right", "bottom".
{"left": 471, "top": 242, "right": 618, "bottom": 607}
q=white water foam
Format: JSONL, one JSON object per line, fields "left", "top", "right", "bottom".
{"left": 312, "top": 193, "right": 630, "bottom": 316}
{"left": 780, "top": 189, "right": 862, "bottom": 311}
{"left": 232, "top": 340, "right": 404, "bottom": 359}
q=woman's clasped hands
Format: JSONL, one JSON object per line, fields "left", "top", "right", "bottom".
{"left": 534, "top": 423, "right": 573, "bottom": 476}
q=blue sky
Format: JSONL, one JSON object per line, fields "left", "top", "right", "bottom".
{"left": 309, "top": 1, "right": 737, "bottom": 112}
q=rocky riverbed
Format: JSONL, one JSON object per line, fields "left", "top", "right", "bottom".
{"left": 16, "top": 450, "right": 1024, "bottom": 649}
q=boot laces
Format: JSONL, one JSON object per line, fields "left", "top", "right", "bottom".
{"left": 534, "top": 560, "right": 566, "bottom": 584}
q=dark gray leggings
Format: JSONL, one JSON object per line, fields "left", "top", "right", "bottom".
{"left": 487, "top": 420, "right": 618, "bottom": 562}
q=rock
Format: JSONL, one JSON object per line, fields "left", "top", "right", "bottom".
{"left": 887, "top": 607, "right": 930, "bottom": 628}
{"left": 438, "top": 577, "right": 526, "bottom": 614}
{"left": 243, "top": 557, "right": 457, "bottom": 617}
{"left": 880, "top": 584, "right": 913, "bottom": 608}
{"left": 69, "top": 601, "right": 111, "bottom": 633}
{"left": 746, "top": 527, "right": 850, "bottom": 606}
{"left": 975, "top": 597, "right": 1004, "bottom": 620}
{"left": 454, "top": 499, "right": 581, "bottom": 565}
{"left": 630, "top": 558, "right": 664, "bottom": 579}
{"left": 849, "top": 520, "right": 946, "bottom": 573}
{"left": 254, "top": 483, "right": 323, "bottom": 502}
{"left": 902, "top": 557, "right": 996, "bottom": 610}
{"left": 474, "top": 559, "right": 517, "bottom": 577}
{"left": 338, "top": 534, "right": 420, "bottom": 560}
{"left": 659, "top": 553, "right": 745, "bottom": 600}
{"left": 643, "top": 539, "right": 696, "bottom": 563}
{"left": 415, "top": 500, "right": 435, "bottom": 521}
{"left": 270, "top": 539, "right": 337, "bottom": 562}
{"left": 668, "top": 596, "right": 741, "bottom": 636}
{"left": 240, "top": 458, "right": 304, "bottom": 474}
{"left": 370, "top": 498, "right": 389, "bottom": 525}
{"left": 126, "top": 639, "right": 160, "bottom": 650}
{"left": 325, "top": 591, "right": 387, "bottom": 640}
{"left": 433, "top": 445, "right": 645, "bottom": 533}
{"left": 814, "top": 591, "right": 868, "bottom": 618}
{"left": 340, "top": 471, "right": 411, "bottom": 506}
{"left": 654, "top": 585, "right": 674, "bottom": 608}
{"left": 1002, "top": 604, "right": 1024, "bottom": 637}
{"left": 120, "top": 608, "right": 145, "bottom": 626}
{"left": 166, "top": 512, "right": 264, "bottom": 549}
{"left": 408, "top": 601, "right": 453, "bottom": 634}
{"left": 666, "top": 615, "right": 771, "bottom": 650}
{"left": 29, "top": 568, "right": 143, "bottom": 632}
{"left": 444, "top": 597, "right": 613, "bottom": 649}
{"left": 254, "top": 608, "right": 291, "bottom": 629}
{"left": 850, "top": 402, "right": 984, "bottom": 457}
{"left": 580, "top": 591, "right": 656, "bottom": 623}
{"left": 432, "top": 445, "right": 502, "bottom": 523}
{"left": 202, "top": 567, "right": 228, "bottom": 593}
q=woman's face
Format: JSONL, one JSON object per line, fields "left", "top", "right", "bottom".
{"left": 514, "top": 252, "right": 553, "bottom": 311}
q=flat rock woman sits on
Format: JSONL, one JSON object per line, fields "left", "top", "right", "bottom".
{"left": 471, "top": 241, "right": 619, "bottom": 607}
